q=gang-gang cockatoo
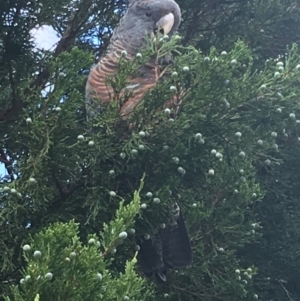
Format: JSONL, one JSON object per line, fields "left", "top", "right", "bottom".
{"left": 85, "top": 0, "right": 192, "bottom": 281}
{"left": 85, "top": 0, "right": 182, "bottom": 119}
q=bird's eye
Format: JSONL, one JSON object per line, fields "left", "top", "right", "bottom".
{"left": 145, "top": 11, "right": 151, "bottom": 17}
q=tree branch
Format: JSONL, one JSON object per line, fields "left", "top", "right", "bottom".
{"left": 0, "top": 0, "right": 94, "bottom": 122}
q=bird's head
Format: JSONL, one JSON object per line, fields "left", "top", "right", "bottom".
{"left": 111, "top": 0, "right": 181, "bottom": 53}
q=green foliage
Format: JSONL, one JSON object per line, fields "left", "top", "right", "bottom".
{"left": 2, "top": 1, "right": 300, "bottom": 301}
{"left": 3, "top": 183, "right": 153, "bottom": 301}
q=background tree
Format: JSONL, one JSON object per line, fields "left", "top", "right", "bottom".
{"left": 1, "top": 0, "right": 300, "bottom": 301}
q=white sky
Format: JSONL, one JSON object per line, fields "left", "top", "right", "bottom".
{"left": 30, "top": 25, "right": 60, "bottom": 51}
{"left": 0, "top": 164, "right": 7, "bottom": 178}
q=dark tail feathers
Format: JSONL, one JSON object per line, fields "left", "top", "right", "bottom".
{"left": 137, "top": 209, "right": 192, "bottom": 281}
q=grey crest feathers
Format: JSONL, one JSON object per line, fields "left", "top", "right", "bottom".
{"left": 109, "top": 0, "right": 181, "bottom": 55}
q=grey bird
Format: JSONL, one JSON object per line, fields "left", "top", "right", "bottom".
{"left": 85, "top": 0, "right": 192, "bottom": 280}
{"left": 85, "top": 0, "right": 182, "bottom": 119}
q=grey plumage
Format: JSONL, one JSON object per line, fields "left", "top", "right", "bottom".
{"left": 85, "top": 0, "right": 191, "bottom": 280}
{"left": 85, "top": 0, "right": 181, "bottom": 120}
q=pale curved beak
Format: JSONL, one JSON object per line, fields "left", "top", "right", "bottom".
{"left": 155, "top": 13, "right": 175, "bottom": 35}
